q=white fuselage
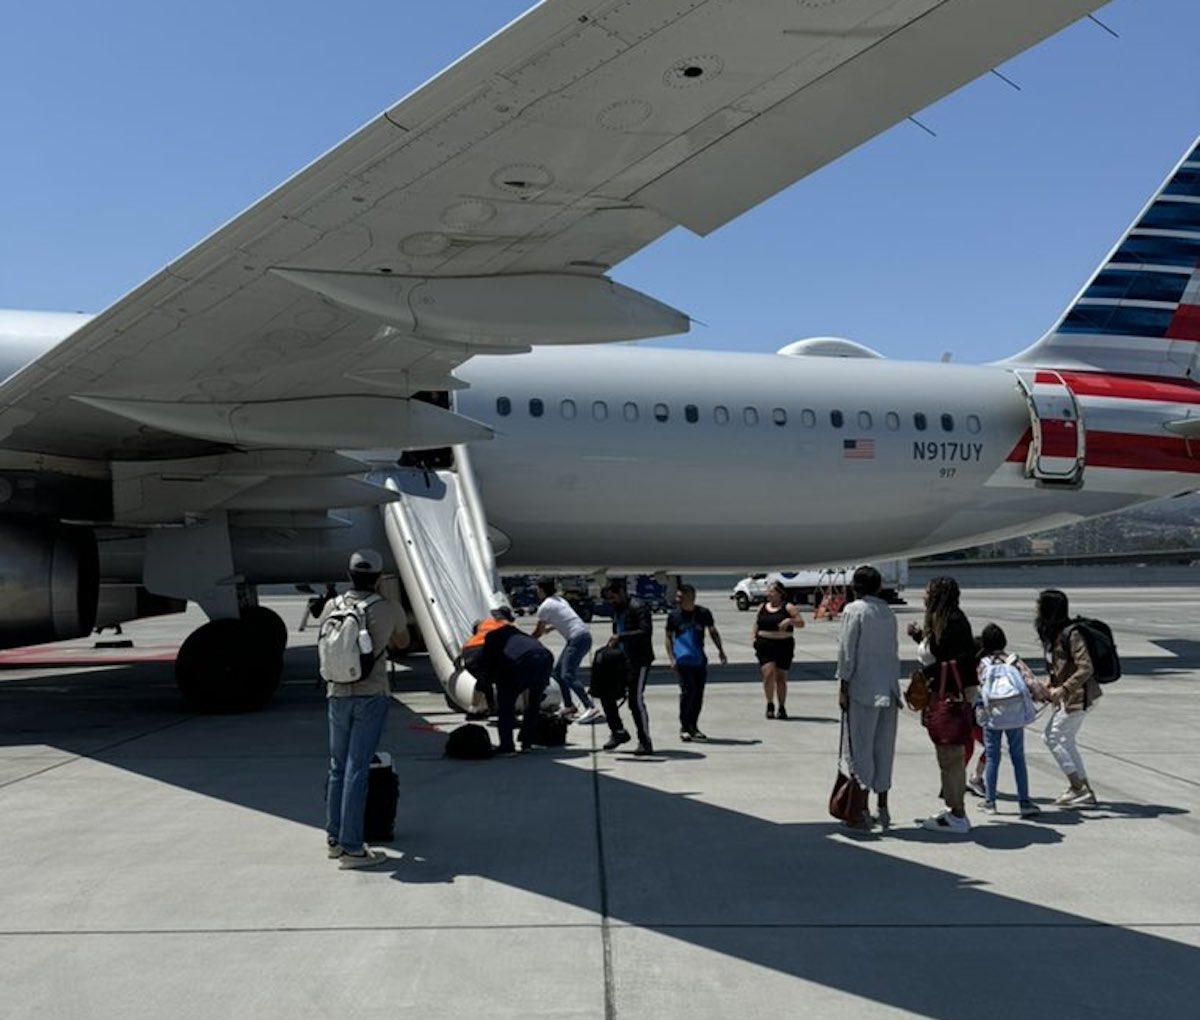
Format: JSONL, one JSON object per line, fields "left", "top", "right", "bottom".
{"left": 0, "top": 311, "right": 1190, "bottom": 574}
{"left": 455, "top": 346, "right": 1189, "bottom": 571}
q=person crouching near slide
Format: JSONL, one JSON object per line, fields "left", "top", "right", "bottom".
{"left": 479, "top": 620, "right": 553, "bottom": 756}
{"left": 530, "top": 577, "right": 601, "bottom": 724}
{"left": 753, "top": 581, "right": 805, "bottom": 719}
{"left": 835, "top": 566, "right": 900, "bottom": 830}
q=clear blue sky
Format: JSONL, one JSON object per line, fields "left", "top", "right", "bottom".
{"left": 2, "top": 0, "right": 1197, "bottom": 364}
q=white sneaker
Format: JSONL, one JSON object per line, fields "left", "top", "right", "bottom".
{"left": 338, "top": 847, "right": 388, "bottom": 870}
{"left": 574, "top": 707, "right": 603, "bottom": 725}
{"left": 921, "top": 811, "right": 970, "bottom": 834}
{"left": 1064, "top": 786, "right": 1097, "bottom": 809}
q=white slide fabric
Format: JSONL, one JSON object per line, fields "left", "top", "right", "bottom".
{"left": 382, "top": 450, "right": 506, "bottom": 708}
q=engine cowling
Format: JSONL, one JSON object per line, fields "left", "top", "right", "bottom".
{"left": 0, "top": 520, "right": 98, "bottom": 648}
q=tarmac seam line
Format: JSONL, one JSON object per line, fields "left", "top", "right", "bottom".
{"left": 589, "top": 723, "right": 617, "bottom": 1020}
{"left": 1078, "top": 742, "right": 1200, "bottom": 789}
{"left": 2, "top": 921, "right": 1196, "bottom": 937}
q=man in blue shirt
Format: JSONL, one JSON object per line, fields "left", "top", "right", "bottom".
{"left": 665, "top": 583, "right": 727, "bottom": 742}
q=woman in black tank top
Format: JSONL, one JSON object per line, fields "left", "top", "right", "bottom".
{"left": 752, "top": 581, "right": 805, "bottom": 719}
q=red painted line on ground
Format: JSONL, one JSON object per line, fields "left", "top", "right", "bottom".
{"left": 0, "top": 645, "right": 179, "bottom": 668}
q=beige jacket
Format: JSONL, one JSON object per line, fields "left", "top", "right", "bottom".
{"left": 1048, "top": 627, "right": 1103, "bottom": 712}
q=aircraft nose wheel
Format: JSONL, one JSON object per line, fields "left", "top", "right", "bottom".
{"left": 175, "top": 608, "right": 287, "bottom": 712}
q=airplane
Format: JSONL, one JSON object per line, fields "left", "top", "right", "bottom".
{"left": 0, "top": 0, "right": 1191, "bottom": 714}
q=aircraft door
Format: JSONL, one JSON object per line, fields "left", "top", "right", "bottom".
{"left": 1012, "top": 370, "right": 1085, "bottom": 486}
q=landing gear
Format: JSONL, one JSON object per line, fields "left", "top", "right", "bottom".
{"left": 175, "top": 607, "right": 286, "bottom": 713}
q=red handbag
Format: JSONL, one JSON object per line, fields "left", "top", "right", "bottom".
{"left": 828, "top": 711, "right": 868, "bottom": 823}
{"left": 922, "top": 661, "right": 974, "bottom": 746}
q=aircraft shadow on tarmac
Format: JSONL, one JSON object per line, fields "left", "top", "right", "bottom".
{"left": 1, "top": 652, "right": 1196, "bottom": 1019}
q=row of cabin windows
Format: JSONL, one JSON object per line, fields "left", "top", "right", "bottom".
{"left": 495, "top": 397, "right": 981, "bottom": 434}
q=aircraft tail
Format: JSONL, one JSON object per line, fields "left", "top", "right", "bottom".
{"left": 1005, "top": 136, "right": 1200, "bottom": 380}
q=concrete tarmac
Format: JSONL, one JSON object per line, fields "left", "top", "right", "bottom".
{"left": 1, "top": 584, "right": 1198, "bottom": 1018}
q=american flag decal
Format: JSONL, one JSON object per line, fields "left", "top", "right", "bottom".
{"left": 843, "top": 438, "right": 875, "bottom": 459}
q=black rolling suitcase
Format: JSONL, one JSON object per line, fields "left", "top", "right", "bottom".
{"left": 363, "top": 752, "right": 399, "bottom": 842}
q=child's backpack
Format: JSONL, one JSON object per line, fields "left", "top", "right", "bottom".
{"left": 318, "top": 593, "right": 383, "bottom": 683}
{"left": 1062, "top": 618, "right": 1121, "bottom": 684}
{"left": 978, "top": 655, "right": 1038, "bottom": 730}
{"left": 671, "top": 617, "right": 705, "bottom": 667}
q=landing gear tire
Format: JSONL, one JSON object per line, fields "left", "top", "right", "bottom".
{"left": 175, "top": 611, "right": 285, "bottom": 713}
{"left": 735, "top": 592, "right": 750, "bottom": 612}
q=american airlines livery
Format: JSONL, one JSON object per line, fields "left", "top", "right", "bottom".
{"left": 0, "top": 1, "right": 1191, "bottom": 712}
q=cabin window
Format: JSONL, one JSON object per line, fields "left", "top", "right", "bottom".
{"left": 560, "top": 399, "right": 576, "bottom": 420}
{"left": 654, "top": 402, "right": 670, "bottom": 422}
{"left": 529, "top": 398, "right": 544, "bottom": 418}
{"left": 496, "top": 396, "right": 511, "bottom": 417}
{"left": 858, "top": 411, "right": 873, "bottom": 430}
{"left": 771, "top": 407, "right": 787, "bottom": 427}
{"left": 685, "top": 404, "right": 699, "bottom": 424}
{"left": 941, "top": 413, "right": 954, "bottom": 432}
{"left": 744, "top": 406, "right": 759, "bottom": 426}
{"left": 966, "top": 413, "right": 981, "bottom": 434}
{"left": 800, "top": 408, "right": 816, "bottom": 428}
{"left": 914, "top": 412, "right": 927, "bottom": 432}
{"left": 592, "top": 400, "right": 608, "bottom": 421}
{"left": 714, "top": 405, "right": 730, "bottom": 425}
{"left": 623, "top": 401, "right": 639, "bottom": 422}
{"left": 830, "top": 410, "right": 844, "bottom": 428}
{"left": 885, "top": 411, "right": 900, "bottom": 431}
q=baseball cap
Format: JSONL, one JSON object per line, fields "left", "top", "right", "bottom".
{"left": 348, "top": 548, "right": 384, "bottom": 573}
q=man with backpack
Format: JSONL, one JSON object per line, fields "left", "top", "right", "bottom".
{"left": 665, "top": 583, "right": 726, "bottom": 741}
{"left": 319, "top": 549, "right": 409, "bottom": 868}
{"left": 1035, "top": 589, "right": 1117, "bottom": 809}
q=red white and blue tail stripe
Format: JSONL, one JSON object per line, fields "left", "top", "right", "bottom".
{"left": 1007, "top": 136, "right": 1200, "bottom": 381}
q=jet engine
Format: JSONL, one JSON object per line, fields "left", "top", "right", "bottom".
{"left": 0, "top": 519, "right": 98, "bottom": 648}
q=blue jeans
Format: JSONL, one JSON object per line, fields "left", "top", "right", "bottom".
{"left": 326, "top": 694, "right": 390, "bottom": 853}
{"left": 554, "top": 631, "right": 594, "bottom": 710}
{"left": 983, "top": 726, "right": 1030, "bottom": 804}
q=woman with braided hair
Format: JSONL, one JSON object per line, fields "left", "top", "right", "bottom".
{"left": 907, "top": 576, "right": 978, "bottom": 834}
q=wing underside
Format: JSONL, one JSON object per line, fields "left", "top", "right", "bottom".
{"left": 0, "top": 0, "right": 1106, "bottom": 521}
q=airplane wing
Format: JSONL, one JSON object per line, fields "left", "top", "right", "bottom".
{"left": 0, "top": 0, "right": 1105, "bottom": 477}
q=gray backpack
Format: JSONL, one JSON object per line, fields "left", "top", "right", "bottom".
{"left": 318, "top": 593, "right": 382, "bottom": 683}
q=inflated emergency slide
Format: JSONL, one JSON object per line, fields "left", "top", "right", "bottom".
{"left": 381, "top": 447, "right": 507, "bottom": 708}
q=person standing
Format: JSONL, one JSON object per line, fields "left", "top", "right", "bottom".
{"left": 530, "top": 577, "right": 601, "bottom": 724}
{"left": 835, "top": 566, "right": 900, "bottom": 829}
{"left": 665, "top": 583, "right": 727, "bottom": 742}
{"left": 599, "top": 578, "right": 655, "bottom": 756}
{"left": 479, "top": 621, "right": 554, "bottom": 755}
{"left": 753, "top": 580, "right": 805, "bottom": 719}
{"left": 907, "top": 576, "right": 977, "bottom": 834}
{"left": 1036, "top": 589, "right": 1102, "bottom": 808}
{"left": 322, "top": 549, "right": 409, "bottom": 868}
{"left": 976, "top": 623, "right": 1042, "bottom": 818}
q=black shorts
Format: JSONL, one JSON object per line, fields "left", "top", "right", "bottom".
{"left": 754, "top": 638, "right": 794, "bottom": 669}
